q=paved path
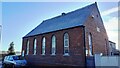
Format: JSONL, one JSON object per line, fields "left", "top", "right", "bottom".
{"left": 0, "top": 61, "right": 2, "bottom": 68}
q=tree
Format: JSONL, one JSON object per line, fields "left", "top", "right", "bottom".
{"left": 7, "top": 42, "right": 16, "bottom": 55}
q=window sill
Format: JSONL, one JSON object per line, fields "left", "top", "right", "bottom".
{"left": 63, "top": 54, "right": 70, "bottom": 56}
{"left": 33, "top": 54, "right": 36, "bottom": 55}
{"left": 51, "top": 54, "right": 56, "bottom": 56}
{"left": 42, "top": 54, "right": 45, "bottom": 56}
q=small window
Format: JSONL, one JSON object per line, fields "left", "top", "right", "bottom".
{"left": 51, "top": 35, "right": 56, "bottom": 55}
{"left": 91, "top": 15, "right": 94, "bottom": 18}
{"left": 97, "top": 27, "right": 100, "bottom": 32}
{"left": 42, "top": 37, "right": 46, "bottom": 55}
{"left": 33, "top": 39, "right": 37, "bottom": 55}
{"left": 64, "top": 33, "right": 69, "bottom": 56}
{"left": 26, "top": 40, "right": 29, "bottom": 55}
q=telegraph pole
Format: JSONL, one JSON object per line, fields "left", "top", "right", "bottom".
{"left": 0, "top": 25, "right": 1, "bottom": 46}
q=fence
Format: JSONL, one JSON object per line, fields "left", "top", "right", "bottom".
{"left": 95, "top": 54, "right": 120, "bottom": 68}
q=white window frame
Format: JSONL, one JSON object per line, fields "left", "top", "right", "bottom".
{"left": 33, "top": 39, "right": 37, "bottom": 55}
{"left": 42, "top": 37, "right": 45, "bottom": 55}
{"left": 22, "top": 50, "right": 25, "bottom": 57}
{"left": 51, "top": 35, "right": 56, "bottom": 55}
{"left": 63, "top": 33, "right": 69, "bottom": 56}
{"left": 88, "top": 33, "right": 93, "bottom": 56}
{"left": 86, "top": 49, "right": 88, "bottom": 56}
{"left": 26, "top": 40, "right": 29, "bottom": 55}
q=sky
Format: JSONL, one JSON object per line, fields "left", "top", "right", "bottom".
{"left": 0, "top": 2, "right": 119, "bottom": 51}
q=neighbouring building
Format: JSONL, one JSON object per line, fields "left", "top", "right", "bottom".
{"left": 109, "top": 41, "right": 116, "bottom": 55}
{"left": 22, "top": 2, "right": 109, "bottom": 67}
{"left": 109, "top": 41, "right": 120, "bottom": 56}
{"left": 0, "top": 51, "right": 8, "bottom": 60}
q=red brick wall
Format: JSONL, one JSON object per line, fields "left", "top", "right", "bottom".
{"left": 22, "top": 26, "right": 86, "bottom": 66}
{"left": 84, "top": 7, "right": 109, "bottom": 56}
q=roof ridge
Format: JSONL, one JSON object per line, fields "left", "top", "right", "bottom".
{"left": 43, "top": 2, "right": 96, "bottom": 22}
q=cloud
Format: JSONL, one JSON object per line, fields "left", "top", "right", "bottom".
{"left": 104, "top": 17, "right": 118, "bottom": 49}
{"left": 104, "top": 17, "right": 118, "bottom": 31}
{"left": 101, "top": 7, "right": 119, "bottom": 16}
{"left": 101, "top": 5, "right": 119, "bottom": 49}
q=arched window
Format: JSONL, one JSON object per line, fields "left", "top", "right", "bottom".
{"left": 26, "top": 40, "right": 29, "bottom": 55}
{"left": 64, "top": 33, "right": 69, "bottom": 55}
{"left": 51, "top": 35, "right": 56, "bottom": 55}
{"left": 33, "top": 39, "right": 37, "bottom": 55}
{"left": 42, "top": 37, "right": 46, "bottom": 55}
{"left": 88, "top": 33, "right": 93, "bottom": 56}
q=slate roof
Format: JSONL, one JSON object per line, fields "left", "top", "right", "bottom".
{"left": 24, "top": 2, "right": 98, "bottom": 37}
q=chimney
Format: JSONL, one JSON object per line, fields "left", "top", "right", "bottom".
{"left": 62, "top": 13, "right": 66, "bottom": 15}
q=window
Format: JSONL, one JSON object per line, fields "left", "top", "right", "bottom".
{"left": 13, "top": 56, "right": 24, "bottom": 60}
{"left": 97, "top": 27, "right": 100, "bottom": 32}
{"left": 26, "top": 40, "right": 29, "bottom": 55}
{"left": 42, "top": 37, "right": 45, "bottom": 55}
{"left": 33, "top": 39, "right": 37, "bottom": 55}
{"left": 51, "top": 35, "right": 56, "bottom": 55}
{"left": 88, "top": 33, "right": 93, "bottom": 56}
{"left": 22, "top": 50, "right": 25, "bottom": 57}
{"left": 64, "top": 33, "right": 69, "bottom": 56}
{"left": 86, "top": 49, "right": 88, "bottom": 56}
{"left": 9, "top": 56, "right": 13, "bottom": 61}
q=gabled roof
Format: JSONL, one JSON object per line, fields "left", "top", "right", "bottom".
{"left": 24, "top": 2, "right": 98, "bottom": 37}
